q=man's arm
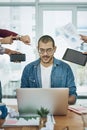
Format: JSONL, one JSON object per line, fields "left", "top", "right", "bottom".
{"left": 80, "top": 35, "right": 87, "bottom": 54}
{"left": 0, "top": 29, "right": 17, "bottom": 37}
{"left": 0, "top": 36, "right": 13, "bottom": 44}
{"left": 0, "top": 45, "right": 21, "bottom": 55}
{"left": 5, "top": 48, "right": 21, "bottom": 55}
{"left": 66, "top": 65, "right": 77, "bottom": 105}
{"left": 68, "top": 95, "right": 77, "bottom": 105}
{"left": 0, "top": 29, "right": 31, "bottom": 45}
{"left": 80, "top": 34, "right": 87, "bottom": 43}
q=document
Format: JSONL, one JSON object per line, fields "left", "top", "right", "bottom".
{"left": 68, "top": 105, "right": 87, "bottom": 114}
{"left": 2, "top": 115, "right": 55, "bottom": 127}
{"left": 2, "top": 116, "right": 40, "bottom": 126}
{"left": 56, "top": 23, "right": 83, "bottom": 49}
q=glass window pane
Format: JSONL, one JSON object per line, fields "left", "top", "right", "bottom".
{"left": 43, "top": 10, "right": 72, "bottom": 59}
{"left": 0, "top": 6, "right": 36, "bottom": 97}
{"left": 0, "top": 0, "right": 35, "bottom": 2}
{"left": 76, "top": 10, "right": 87, "bottom": 95}
{"left": 40, "top": 0, "right": 87, "bottom": 2}
{"left": 77, "top": 11, "right": 87, "bottom": 35}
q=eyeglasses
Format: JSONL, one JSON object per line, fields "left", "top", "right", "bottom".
{"left": 38, "top": 48, "right": 54, "bottom": 55}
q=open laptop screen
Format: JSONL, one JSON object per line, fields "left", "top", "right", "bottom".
{"left": 16, "top": 88, "right": 69, "bottom": 116}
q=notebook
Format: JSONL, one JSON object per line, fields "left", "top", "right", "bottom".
{"left": 62, "top": 48, "right": 87, "bottom": 66}
{"left": 16, "top": 88, "right": 69, "bottom": 116}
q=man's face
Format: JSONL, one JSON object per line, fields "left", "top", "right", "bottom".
{"left": 38, "top": 41, "right": 56, "bottom": 65}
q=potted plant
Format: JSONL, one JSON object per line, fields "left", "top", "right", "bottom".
{"left": 37, "top": 107, "right": 49, "bottom": 129}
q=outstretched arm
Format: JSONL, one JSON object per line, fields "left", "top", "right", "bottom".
{"left": 80, "top": 34, "right": 87, "bottom": 43}
{"left": 0, "top": 29, "right": 17, "bottom": 37}
{"left": 0, "top": 29, "right": 31, "bottom": 45}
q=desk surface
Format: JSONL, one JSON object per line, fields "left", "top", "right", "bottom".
{"left": 0, "top": 105, "right": 86, "bottom": 130}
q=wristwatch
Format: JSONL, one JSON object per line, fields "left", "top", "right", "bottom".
{"left": 16, "top": 35, "right": 22, "bottom": 40}
{"left": 12, "top": 35, "right": 22, "bottom": 40}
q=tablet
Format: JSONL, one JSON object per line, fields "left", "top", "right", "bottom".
{"left": 62, "top": 48, "right": 87, "bottom": 66}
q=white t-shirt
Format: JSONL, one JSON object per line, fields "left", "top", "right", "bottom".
{"left": 40, "top": 64, "right": 53, "bottom": 88}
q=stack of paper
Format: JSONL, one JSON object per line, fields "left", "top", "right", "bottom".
{"left": 68, "top": 105, "right": 87, "bottom": 114}
{"left": 2, "top": 114, "right": 55, "bottom": 129}
{"left": 56, "top": 23, "right": 83, "bottom": 49}
{"left": 3, "top": 116, "right": 40, "bottom": 126}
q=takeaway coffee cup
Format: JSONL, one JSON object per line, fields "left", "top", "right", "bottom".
{"left": 0, "top": 103, "right": 8, "bottom": 119}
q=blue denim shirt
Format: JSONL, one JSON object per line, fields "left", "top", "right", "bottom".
{"left": 21, "top": 57, "right": 77, "bottom": 97}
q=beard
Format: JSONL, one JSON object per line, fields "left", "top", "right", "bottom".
{"left": 41, "top": 55, "right": 53, "bottom": 64}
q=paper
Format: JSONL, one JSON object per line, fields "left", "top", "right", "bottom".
{"left": 68, "top": 105, "right": 87, "bottom": 114}
{"left": 56, "top": 23, "right": 83, "bottom": 49}
{"left": 3, "top": 114, "right": 55, "bottom": 129}
{"left": 3, "top": 116, "right": 40, "bottom": 126}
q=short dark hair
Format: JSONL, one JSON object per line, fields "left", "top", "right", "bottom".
{"left": 38, "top": 35, "right": 55, "bottom": 47}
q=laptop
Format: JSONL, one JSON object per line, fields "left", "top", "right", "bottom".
{"left": 16, "top": 88, "right": 69, "bottom": 116}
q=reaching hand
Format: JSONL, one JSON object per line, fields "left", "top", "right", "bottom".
{"left": 0, "top": 36, "right": 13, "bottom": 44}
{"left": 80, "top": 35, "right": 87, "bottom": 43}
{"left": 5, "top": 48, "right": 21, "bottom": 55}
{"left": 0, "top": 35, "right": 31, "bottom": 45}
{"left": 19, "top": 35, "right": 31, "bottom": 45}
{"left": 83, "top": 52, "right": 87, "bottom": 55}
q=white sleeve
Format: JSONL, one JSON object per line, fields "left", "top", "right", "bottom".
{"left": 0, "top": 43, "right": 5, "bottom": 54}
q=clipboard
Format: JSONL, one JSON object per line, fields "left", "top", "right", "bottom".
{"left": 62, "top": 48, "right": 87, "bottom": 66}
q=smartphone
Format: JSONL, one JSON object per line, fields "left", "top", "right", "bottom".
{"left": 62, "top": 48, "right": 87, "bottom": 66}
{"left": 10, "top": 54, "right": 26, "bottom": 62}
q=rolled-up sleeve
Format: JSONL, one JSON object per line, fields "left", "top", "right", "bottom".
{"left": 0, "top": 29, "right": 17, "bottom": 37}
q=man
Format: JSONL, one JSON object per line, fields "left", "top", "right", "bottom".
{"left": 21, "top": 35, "right": 77, "bottom": 105}
{"left": 0, "top": 29, "right": 30, "bottom": 55}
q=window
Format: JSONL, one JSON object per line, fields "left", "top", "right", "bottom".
{"left": 0, "top": 0, "right": 35, "bottom": 2}
{"left": 0, "top": 1, "right": 87, "bottom": 98}
{"left": 38, "top": 4, "right": 87, "bottom": 97}
{"left": 43, "top": 10, "right": 72, "bottom": 59}
{"left": 0, "top": 6, "right": 36, "bottom": 97}
{"left": 40, "top": 0, "right": 87, "bottom": 2}
{"left": 76, "top": 10, "right": 87, "bottom": 96}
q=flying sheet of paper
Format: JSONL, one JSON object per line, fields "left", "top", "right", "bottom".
{"left": 56, "top": 23, "right": 83, "bottom": 49}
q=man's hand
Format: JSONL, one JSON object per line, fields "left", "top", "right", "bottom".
{"left": 5, "top": 48, "right": 21, "bottom": 55}
{"left": 12, "top": 35, "right": 31, "bottom": 45}
{"left": 0, "top": 36, "right": 13, "bottom": 44}
{"left": 83, "top": 52, "right": 87, "bottom": 54}
{"left": 80, "top": 35, "right": 87, "bottom": 43}
{"left": 19, "top": 35, "right": 31, "bottom": 45}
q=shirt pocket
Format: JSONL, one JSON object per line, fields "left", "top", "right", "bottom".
{"left": 28, "top": 77, "right": 36, "bottom": 87}
{"left": 53, "top": 76, "right": 64, "bottom": 87}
